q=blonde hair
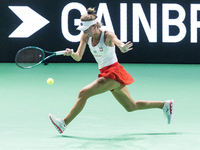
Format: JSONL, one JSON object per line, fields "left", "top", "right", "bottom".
{"left": 81, "top": 8, "right": 102, "bottom": 28}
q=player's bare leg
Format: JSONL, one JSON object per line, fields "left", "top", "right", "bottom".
{"left": 111, "top": 85, "right": 164, "bottom": 111}
{"left": 64, "top": 77, "right": 121, "bottom": 126}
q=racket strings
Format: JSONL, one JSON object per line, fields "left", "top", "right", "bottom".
{"left": 16, "top": 48, "right": 44, "bottom": 68}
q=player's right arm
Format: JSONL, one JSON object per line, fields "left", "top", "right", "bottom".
{"left": 65, "top": 34, "right": 88, "bottom": 62}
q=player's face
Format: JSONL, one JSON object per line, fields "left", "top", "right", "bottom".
{"left": 84, "top": 25, "right": 96, "bottom": 37}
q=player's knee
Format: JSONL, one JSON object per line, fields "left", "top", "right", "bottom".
{"left": 125, "top": 107, "right": 134, "bottom": 112}
{"left": 125, "top": 107, "right": 132, "bottom": 112}
{"left": 126, "top": 108, "right": 137, "bottom": 112}
{"left": 124, "top": 103, "right": 138, "bottom": 112}
{"left": 78, "top": 88, "right": 90, "bottom": 100}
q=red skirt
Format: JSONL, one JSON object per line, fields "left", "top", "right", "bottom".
{"left": 98, "top": 62, "right": 134, "bottom": 85}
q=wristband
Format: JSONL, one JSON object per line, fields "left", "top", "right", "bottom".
{"left": 71, "top": 49, "right": 74, "bottom": 55}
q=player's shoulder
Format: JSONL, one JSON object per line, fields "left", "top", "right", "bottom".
{"left": 104, "top": 30, "right": 116, "bottom": 40}
{"left": 104, "top": 30, "right": 115, "bottom": 36}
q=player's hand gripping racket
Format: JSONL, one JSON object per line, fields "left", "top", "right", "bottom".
{"left": 15, "top": 46, "right": 67, "bottom": 69}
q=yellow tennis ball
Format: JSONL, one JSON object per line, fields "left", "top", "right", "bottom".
{"left": 47, "top": 78, "right": 54, "bottom": 85}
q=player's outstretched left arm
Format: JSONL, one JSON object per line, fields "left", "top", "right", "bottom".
{"left": 109, "top": 31, "right": 133, "bottom": 53}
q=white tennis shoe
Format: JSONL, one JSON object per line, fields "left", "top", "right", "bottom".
{"left": 49, "top": 114, "right": 66, "bottom": 134}
{"left": 162, "top": 100, "right": 174, "bottom": 124}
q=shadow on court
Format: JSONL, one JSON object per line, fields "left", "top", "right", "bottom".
{"left": 52, "top": 132, "right": 181, "bottom": 141}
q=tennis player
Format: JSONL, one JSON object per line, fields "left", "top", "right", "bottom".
{"left": 49, "top": 8, "right": 174, "bottom": 134}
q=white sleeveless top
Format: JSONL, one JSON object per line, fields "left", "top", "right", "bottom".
{"left": 88, "top": 31, "right": 118, "bottom": 69}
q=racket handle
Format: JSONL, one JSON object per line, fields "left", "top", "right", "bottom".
{"left": 55, "top": 50, "right": 66, "bottom": 55}
{"left": 55, "top": 49, "right": 74, "bottom": 55}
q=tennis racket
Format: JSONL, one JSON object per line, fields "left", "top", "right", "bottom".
{"left": 15, "top": 46, "right": 67, "bottom": 69}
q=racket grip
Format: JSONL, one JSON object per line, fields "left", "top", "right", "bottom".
{"left": 55, "top": 50, "right": 67, "bottom": 55}
{"left": 55, "top": 49, "right": 74, "bottom": 55}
